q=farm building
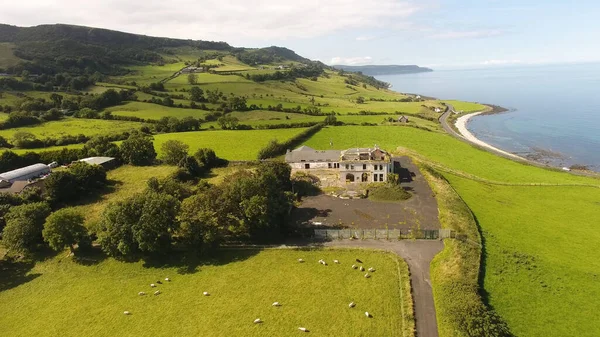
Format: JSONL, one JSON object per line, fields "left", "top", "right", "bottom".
{"left": 285, "top": 146, "right": 392, "bottom": 184}
{"left": 78, "top": 157, "right": 117, "bottom": 170}
{"left": 398, "top": 115, "right": 409, "bottom": 123}
{"left": 0, "top": 180, "right": 45, "bottom": 195}
{"left": 0, "top": 163, "right": 51, "bottom": 183}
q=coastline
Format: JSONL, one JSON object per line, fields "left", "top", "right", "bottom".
{"left": 454, "top": 111, "right": 527, "bottom": 161}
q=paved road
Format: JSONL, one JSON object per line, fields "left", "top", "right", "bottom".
{"left": 324, "top": 240, "right": 444, "bottom": 337}
{"left": 438, "top": 104, "right": 463, "bottom": 139}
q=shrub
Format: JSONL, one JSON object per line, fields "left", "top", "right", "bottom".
{"left": 1, "top": 202, "right": 51, "bottom": 256}
{"left": 160, "top": 140, "right": 189, "bottom": 165}
{"left": 120, "top": 134, "right": 156, "bottom": 166}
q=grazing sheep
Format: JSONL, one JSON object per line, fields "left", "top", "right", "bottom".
{"left": 123, "top": 311, "right": 131, "bottom": 315}
{"left": 365, "top": 312, "right": 372, "bottom": 318}
{"left": 298, "top": 258, "right": 305, "bottom": 263}
{"left": 352, "top": 264, "right": 358, "bottom": 269}
{"left": 156, "top": 280, "right": 162, "bottom": 284}
{"left": 165, "top": 277, "right": 170, "bottom": 282}
{"left": 154, "top": 290, "right": 161, "bottom": 295}
{"left": 138, "top": 292, "right": 146, "bottom": 296}
{"left": 319, "top": 260, "right": 327, "bottom": 265}
{"left": 150, "top": 283, "right": 156, "bottom": 288}
{"left": 364, "top": 273, "right": 371, "bottom": 278}
{"left": 203, "top": 292, "right": 210, "bottom": 296}
{"left": 356, "top": 259, "right": 363, "bottom": 263}
{"left": 368, "top": 267, "right": 376, "bottom": 272}
{"left": 349, "top": 302, "right": 356, "bottom": 308}
{"left": 359, "top": 266, "right": 365, "bottom": 272}
{"left": 334, "top": 259, "right": 339, "bottom": 264}
{"left": 254, "top": 318, "right": 262, "bottom": 324}
{"left": 272, "top": 302, "right": 281, "bottom": 307}
{"left": 298, "top": 327, "right": 309, "bottom": 332}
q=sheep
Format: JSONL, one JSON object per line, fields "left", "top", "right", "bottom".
{"left": 349, "top": 302, "right": 356, "bottom": 308}
{"left": 298, "top": 258, "right": 305, "bottom": 263}
{"left": 203, "top": 292, "right": 210, "bottom": 296}
{"left": 154, "top": 290, "right": 161, "bottom": 295}
{"left": 165, "top": 277, "right": 171, "bottom": 282}
{"left": 319, "top": 260, "right": 327, "bottom": 266}
{"left": 364, "top": 273, "right": 371, "bottom": 278}
{"left": 150, "top": 283, "right": 156, "bottom": 288}
{"left": 352, "top": 264, "right": 358, "bottom": 269}
{"left": 272, "top": 302, "right": 281, "bottom": 307}
{"left": 254, "top": 318, "right": 263, "bottom": 324}
{"left": 138, "top": 291, "right": 146, "bottom": 296}
{"left": 156, "top": 280, "right": 163, "bottom": 284}
{"left": 365, "top": 312, "right": 372, "bottom": 318}
{"left": 123, "top": 311, "right": 131, "bottom": 315}
{"left": 356, "top": 259, "right": 363, "bottom": 263}
{"left": 368, "top": 267, "right": 376, "bottom": 272}
{"left": 298, "top": 327, "right": 309, "bottom": 332}
{"left": 359, "top": 266, "right": 365, "bottom": 272}
{"left": 334, "top": 259, "right": 340, "bottom": 264}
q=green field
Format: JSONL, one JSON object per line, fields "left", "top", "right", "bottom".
{"left": 443, "top": 100, "right": 487, "bottom": 113}
{"left": 0, "top": 249, "right": 412, "bottom": 337}
{"left": 152, "top": 128, "right": 308, "bottom": 160}
{"left": 105, "top": 102, "right": 211, "bottom": 120}
{"left": 0, "top": 118, "right": 142, "bottom": 140}
{"left": 118, "top": 63, "right": 185, "bottom": 85}
{"left": 73, "top": 165, "right": 178, "bottom": 224}
{"left": 0, "top": 42, "right": 20, "bottom": 68}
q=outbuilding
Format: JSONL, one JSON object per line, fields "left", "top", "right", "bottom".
{"left": 0, "top": 163, "right": 51, "bottom": 183}
{"left": 78, "top": 157, "right": 117, "bottom": 170}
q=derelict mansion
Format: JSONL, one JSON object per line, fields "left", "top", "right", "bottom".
{"left": 285, "top": 146, "right": 392, "bottom": 184}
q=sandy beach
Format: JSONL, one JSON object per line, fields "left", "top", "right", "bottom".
{"left": 454, "top": 111, "right": 526, "bottom": 161}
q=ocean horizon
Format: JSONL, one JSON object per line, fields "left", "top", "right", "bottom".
{"left": 377, "top": 63, "right": 600, "bottom": 171}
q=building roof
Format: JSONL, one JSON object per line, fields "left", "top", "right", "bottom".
{"left": 79, "top": 157, "right": 115, "bottom": 166}
{"left": 285, "top": 147, "right": 340, "bottom": 162}
{"left": 0, "top": 163, "right": 50, "bottom": 182}
{"left": 0, "top": 180, "right": 36, "bottom": 194}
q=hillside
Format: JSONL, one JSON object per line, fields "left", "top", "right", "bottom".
{"left": 332, "top": 65, "right": 433, "bottom": 76}
{"left": 0, "top": 24, "right": 310, "bottom": 74}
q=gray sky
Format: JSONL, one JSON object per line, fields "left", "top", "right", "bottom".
{"left": 2, "top": 0, "right": 600, "bottom": 69}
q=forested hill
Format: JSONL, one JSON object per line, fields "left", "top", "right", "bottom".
{"left": 332, "top": 64, "right": 433, "bottom": 76}
{"left": 0, "top": 24, "right": 310, "bottom": 74}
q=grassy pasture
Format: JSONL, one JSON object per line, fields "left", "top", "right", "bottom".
{"left": 0, "top": 249, "right": 412, "bottom": 337}
{"left": 105, "top": 102, "right": 211, "bottom": 120}
{"left": 7, "top": 144, "right": 84, "bottom": 154}
{"left": 210, "top": 55, "right": 255, "bottom": 72}
{"left": 0, "top": 42, "right": 20, "bottom": 68}
{"left": 443, "top": 100, "right": 487, "bottom": 113}
{"left": 73, "top": 165, "right": 177, "bottom": 224}
{"left": 0, "top": 118, "right": 142, "bottom": 139}
{"left": 119, "top": 63, "right": 185, "bottom": 85}
{"left": 152, "top": 128, "right": 309, "bottom": 160}
{"left": 445, "top": 175, "right": 600, "bottom": 337}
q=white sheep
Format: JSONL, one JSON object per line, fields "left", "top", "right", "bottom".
{"left": 349, "top": 302, "right": 356, "bottom": 308}
{"left": 368, "top": 267, "right": 375, "bottom": 272}
{"left": 365, "top": 312, "right": 372, "bottom": 318}
{"left": 352, "top": 264, "right": 358, "bottom": 269}
{"left": 138, "top": 291, "right": 146, "bottom": 296}
{"left": 298, "top": 327, "right": 309, "bottom": 332}
{"left": 154, "top": 290, "right": 161, "bottom": 295}
{"left": 203, "top": 292, "right": 210, "bottom": 296}
{"left": 334, "top": 259, "right": 340, "bottom": 264}
{"left": 298, "top": 258, "right": 305, "bottom": 263}
{"left": 272, "top": 301, "right": 281, "bottom": 307}
{"left": 359, "top": 266, "right": 365, "bottom": 272}
{"left": 364, "top": 273, "right": 371, "bottom": 278}
{"left": 254, "top": 318, "right": 262, "bottom": 324}
{"left": 165, "top": 277, "right": 171, "bottom": 282}
{"left": 150, "top": 283, "right": 156, "bottom": 288}
{"left": 123, "top": 311, "right": 131, "bottom": 315}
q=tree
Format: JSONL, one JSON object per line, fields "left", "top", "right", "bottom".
{"left": 177, "top": 155, "right": 205, "bottom": 178}
{"left": 217, "top": 115, "right": 239, "bottom": 130}
{"left": 42, "top": 208, "right": 90, "bottom": 253}
{"left": 356, "top": 96, "right": 365, "bottom": 104}
{"left": 324, "top": 114, "right": 337, "bottom": 125}
{"left": 189, "top": 86, "right": 204, "bottom": 102}
{"left": 50, "top": 93, "right": 63, "bottom": 108}
{"left": 160, "top": 140, "right": 189, "bottom": 165}
{"left": 187, "top": 73, "right": 198, "bottom": 85}
{"left": 120, "top": 134, "right": 156, "bottom": 166}
{"left": 43, "top": 171, "right": 78, "bottom": 203}
{"left": 84, "top": 135, "right": 121, "bottom": 158}
{"left": 194, "top": 148, "right": 219, "bottom": 169}
{"left": 68, "top": 161, "right": 107, "bottom": 190}
{"left": 179, "top": 193, "right": 222, "bottom": 253}
{"left": 1, "top": 202, "right": 51, "bottom": 256}
{"left": 98, "top": 192, "right": 180, "bottom": 257}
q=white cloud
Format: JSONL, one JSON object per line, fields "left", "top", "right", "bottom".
{"left": 330, "top": 56, "right": 373, "bottom": 65}
{"left": 428, "top": 29, "right": 504, "bottom": 39}
{"left": 356, "top": 36, "right": 375, "bottom": 41}
{"left": 480, "top": 59, "right": 522, "bottom": 65}
{"left": 0, "top": 0, "right": 422, "bottom": 41}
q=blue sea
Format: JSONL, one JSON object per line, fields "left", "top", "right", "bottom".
{"left": 377, "top": 63, "right": 600, "bottom": 170}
